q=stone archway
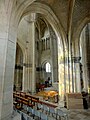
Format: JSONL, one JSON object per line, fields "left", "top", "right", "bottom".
{"left": 16, "top": 1, "right": 66, "bottom": 96}
{"left": 0, "top": 1, "right": 67, "bottom": 119}
{"left": 79, "top": 23, "right": 90, "bottom": 92}
{"left": 13, "top": 1, "right": 66, "bottom": 92}
{"left": 71, "top": 17, "right": 90, "bottom": 93}
{"left": 72, "top": 16, "right": 90, "bottom": 43}
{"left": 21, "top": 2, "right": 66, "bottom": 43}
{"left": 14, "top": 43, "right": 23, "bottom": 91}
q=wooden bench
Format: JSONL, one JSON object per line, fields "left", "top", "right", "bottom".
{"left": 25, "top": 94, "right": 39, "bottom": 105}
{"left": 38, "top": 100, "right": 58, "bottom": 108}
{"left": 13, "top": 94, "right": 34, "bottom": 109}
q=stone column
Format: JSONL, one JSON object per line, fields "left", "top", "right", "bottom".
{"left": 45, "top": 38, "right": 46, "bottom": 50}
{"left": 31, "top": 20, "right": 36, "bottom": 94}
{"left": 22, "top": 51, "right": 32, "bottom": 92}
{"left": 50, "top": 28, "right": 58, "bottom": 83}
{"left": 22, "top": 14, "right": 36, "bottom": 94}
{"left": 75, "top": 62, "right": 81, "bottom": 92}
{"left": 73, "top": 62, "right": 77, "bottom": 92}
{"left": 71, "top": 44, "right": 74, "bottom": 93}
{"left": 15, "top": 69, "right": 20, "bottom": 91}
{"left": 85, "top": 24, "right": 90, "bottom": 89}
{"left": 75, "top": 43, "right": 81, "bottom": 92}
{"left": 0, "top": 1, "right": 19, "bottom": 119}
{"left": 80, "top": 27, "right": 88, "bottom": 91}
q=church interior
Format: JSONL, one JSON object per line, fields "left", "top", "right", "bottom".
{"left": 0, "top": 0, "right": 90, "bottom": 120}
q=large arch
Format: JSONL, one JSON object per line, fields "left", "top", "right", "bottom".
{"left": 11, "top": 1, "right": 67, "bottom": 48}
{"left": 6, "top": 1, "right": 67, "bottom": 118}
{"left": 72, "top": 15, "right": 90, "bottom": 43}
{"left": 14, "top": 43, "right": 23, "bottom": 91}
{"left": 20, "top": 2, "right": 67, "bottom": 91}
{"left": 22, "top": 2, "right": 66, "bottom": 45}
{"left": 9, "top": 0, "right": 67, "bottom": 93}
{"left": 70, "top": 16, "right": 90, "bottom": 93}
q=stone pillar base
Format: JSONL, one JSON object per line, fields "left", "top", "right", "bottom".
{"left": 1, "top": 111, "right": 21, "bottom": 120}
{"left": 12, "top": 111, "right": 21, "bottom": 120}
{"left": 31, "top": 91, "right": 36, "bottom": 95}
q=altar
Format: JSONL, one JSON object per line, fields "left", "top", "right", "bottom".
{"left": 36, "top": 90, "right": 58, "bottom": 103}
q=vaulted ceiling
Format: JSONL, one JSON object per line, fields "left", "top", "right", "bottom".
{"left": 16, "top": 0, "right": 90, "bottom": 49}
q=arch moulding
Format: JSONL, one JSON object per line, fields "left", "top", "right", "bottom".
{"left": 72, "top": 15, "right": 90, "bottom": 43}
{"left": 10, "top": 1, "right": 67, "bottom": 49}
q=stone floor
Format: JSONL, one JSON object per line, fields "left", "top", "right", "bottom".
{"left": 68, "top": 109, "right": 90, "bottom": 120}
{"left": 48, "top": 108, "right": 90, "bottom": 120}
{"left": 57, "top": 101, "right": 90, "bottom": 120}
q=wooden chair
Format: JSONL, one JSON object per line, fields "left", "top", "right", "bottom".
{"left": 56, "top": 109, "right": 68, "bottom": 120}
{"left": 40, "top": 112, "right": 48, "bottom": 120}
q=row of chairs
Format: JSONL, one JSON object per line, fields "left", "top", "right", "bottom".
{"left": 36, "top": 105, "right": 68, "bottom": 120}
{"left": 28, "top": 106, "right": 68, "bottom": 120}
{"left": 19, "top": 110, "right": 48, "bottom": 120}
{"left": 16, "top": 106, "right": 68, "bottom": 120}
{"left": 14, "top": 92, "right": 68, "bottom": 120}
{"left": 37, "top": 102, "right": 67, "bottom": 116}
{"left": 15, "top": 103, "right": 68, "bottom": 120}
